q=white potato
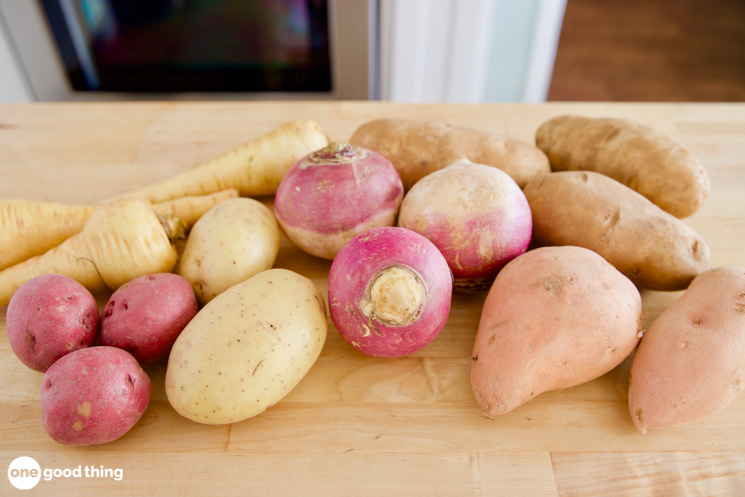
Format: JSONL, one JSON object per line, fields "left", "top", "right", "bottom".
{"left": 178, "top": 197, "right": 279, "bottom": 304}
{"left": 165, "top": 268, "right": 327, "bottom": 425}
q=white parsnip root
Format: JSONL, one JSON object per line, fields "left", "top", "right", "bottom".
{"left": 0, "top": 200, "right": 179, "bottom": 306}
{"left": 0, "top": 200, "right": 98, "bottom": 271}
{"left": 0, "top": 189, "right": 239, "bottom": 271}
{"left": 117, "top": 118, "right": 329, "bottom": 203}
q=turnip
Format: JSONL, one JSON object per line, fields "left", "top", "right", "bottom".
{"left": 398, "top": 160, "right": 533, "bottom": 291}
{"left": 328, "top": 227, "right": 452, "bottom": 357}
{"left": 274, "top": 142, "right": 404, "bottom": 260}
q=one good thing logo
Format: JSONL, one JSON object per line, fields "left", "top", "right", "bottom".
{"left": 7, "top": 457, "right": 40, "bottom": 490}
{"left": 7, "top": 456, "right": 124, "bottom": 490}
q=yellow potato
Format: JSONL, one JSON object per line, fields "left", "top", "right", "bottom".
{"left": 165, "top": 268, "right": 327, "bottom": 425}
{"left": 178, "top": 197, "right": 280, "bottom": 305}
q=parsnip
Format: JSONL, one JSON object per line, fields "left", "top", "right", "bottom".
{"left": 152, "top": 188, "right": 239, "bottom": 227}
{"left": 0, "top": 190, "right": 238, "bottom": 271}
{"left": 117, "top": 118, "right": 329, "bottom": 203}
{"left": 0, "top": 200, "right": 98, "bottom": 271}
{"left": 0, "top": 200, "right": 179, "bottom": 306}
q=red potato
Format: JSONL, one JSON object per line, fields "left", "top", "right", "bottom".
{"left": 398, "top": 160, "right": 532, "bottom": 291}
{"left": 628, "top": 266, "right": 745, "bottom": 433}
{"left": 274, "top": 142, "right": 404, "bottom": 259}
{"left": 5, "top": 274, "right": 99, "bottom": 372}
{"left": 100, "top": 273, "right": 199, "bottom": 364}
{"left": 328, "top": 227, "right": 453, "bottom": 358}
{"left": 471, "top": 246, "right": 643, "bottom": 417}
{"left": 40, "top": 346, "right": 151, "bottom": 446}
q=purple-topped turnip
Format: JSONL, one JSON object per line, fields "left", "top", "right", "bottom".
{"left": 274, "top": 142, "right": 404, "bottom": 259}
{"left": 398, "top": 160, "right": 533, "bottom": 291}
{"left": 328, "top": 227, "right": 453, "bottom": 358}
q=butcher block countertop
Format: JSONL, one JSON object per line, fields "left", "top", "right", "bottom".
{"left": 1, "top": 101, "right": 744, "bottom": 496}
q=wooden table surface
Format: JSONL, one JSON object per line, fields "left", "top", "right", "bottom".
{"left": 1, "top": 101, "right": 744, "bottom": 496}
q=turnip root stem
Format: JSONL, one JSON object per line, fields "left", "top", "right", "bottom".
{"left": 361, "top": 266, "right": 425, "bottom": 326}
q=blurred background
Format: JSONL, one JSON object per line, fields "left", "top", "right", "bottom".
{"left": 1, "top": 0, "right": 743, "bottom": 103}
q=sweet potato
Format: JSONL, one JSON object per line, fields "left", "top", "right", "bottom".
{"left": 535, "top": 114, "right": 710, "bottom": 218}
{"left": 523, "top": 171, "right": 710, "bottom": 291}
{"left": 349, "top": 118, "right": 550, "bottom": 190}
{"left": 628, "top": 266, "right": 745, "bottom": 433}
{"left": 471, "top": 246, "right": 642, "bottom": 418}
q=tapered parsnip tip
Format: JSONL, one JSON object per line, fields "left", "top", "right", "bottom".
{"left": 153, "top": 189, "right": 240, "bottom": 229}
{"left": 115, "top": 119, "right": 330, "bottom": 203}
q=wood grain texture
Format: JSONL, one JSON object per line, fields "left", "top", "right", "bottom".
{"left": 1, "top": 102, "right": 744, "bottom": 496}
{"left": 549, "top": 0, "right": 745, "bottom": 102}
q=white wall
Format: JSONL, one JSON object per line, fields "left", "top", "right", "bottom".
{"left": 0, "top": 14, "right": 33, "bottom": 102}
{"left": 380, "top": 0, "right": 566, "bottom": 103}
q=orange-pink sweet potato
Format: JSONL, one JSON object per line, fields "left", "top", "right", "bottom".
{"left": 628, "top": 266, "right": 745, "bottom": 433}
{"left": 471, "top": 246, "right": 642, "bottom": 418}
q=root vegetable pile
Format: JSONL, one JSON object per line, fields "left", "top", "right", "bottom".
{"left": 1, "top": 112, "right": 741, "bottom": 446}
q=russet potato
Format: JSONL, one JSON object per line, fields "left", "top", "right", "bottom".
{"left": 349, "top": 118, "right": 550, "bottom": 190}
{"left": 524, "top": 171, "right": 710, "bottom": 291}
{"left": 535, "top": 114, "right": 710, "bottom": 218}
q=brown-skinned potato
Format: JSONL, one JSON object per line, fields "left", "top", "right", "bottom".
{"left": 349, "top": 118, "right": 550, "bottom": 190}
{"left": 523, "top": 171, "right": 710, "bottom": 291}
{"left": 535, "top": 114, "right": 710, "bottom": 218}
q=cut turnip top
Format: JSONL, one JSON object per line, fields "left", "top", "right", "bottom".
{"left": 328, "top": 227, "right": 453, "bottom": 358}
